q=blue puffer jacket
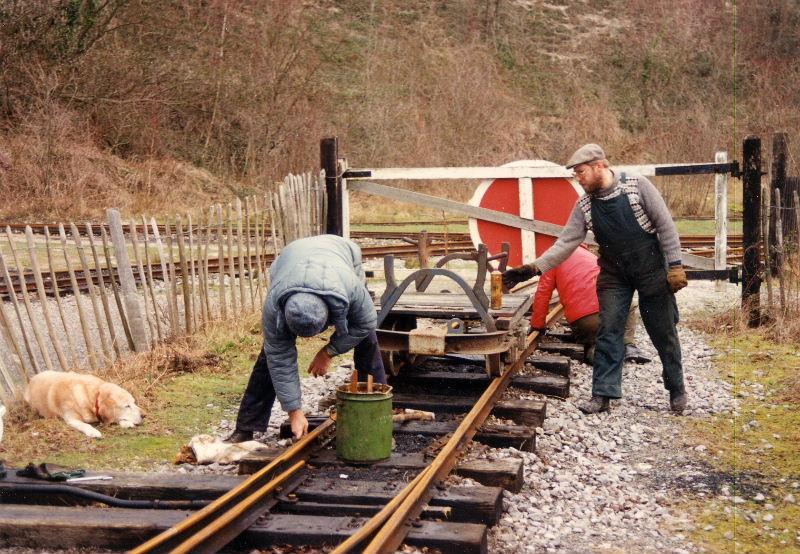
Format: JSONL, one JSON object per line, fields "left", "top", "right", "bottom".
{"left": 263, "top": 235, "right": 376, "bottom": 412}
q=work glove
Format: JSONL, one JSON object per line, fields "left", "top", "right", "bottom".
{"left": 502, "top": 263, "right": 541, "bottom": 290}
{"left": 667, "top": 265, "right": 688, "bottom": 293}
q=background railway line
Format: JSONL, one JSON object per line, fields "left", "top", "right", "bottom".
{"left": 0, "top": 230, "right": 740, "bottom": 300}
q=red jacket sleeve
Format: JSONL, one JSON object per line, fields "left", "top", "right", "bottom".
{"left": 531, "top": 270, "right": 557, "bottom": 329}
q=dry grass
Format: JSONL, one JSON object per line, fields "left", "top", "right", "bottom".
{"left": 0, "top": 1, "right": 797, "bottom": 221}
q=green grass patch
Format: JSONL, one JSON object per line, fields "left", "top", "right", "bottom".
{"left": 681, "top": 332, "right": 800, "bottom": 552}
{"left": 675, "top": 218, "right": 743, "bottom": 235}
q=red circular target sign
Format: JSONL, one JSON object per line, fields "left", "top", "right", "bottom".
{"left": 468, "top": 160, "right": 582, "bottom": 268}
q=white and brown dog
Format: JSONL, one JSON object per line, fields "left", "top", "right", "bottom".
{"left": 24, "top": 371, "right": 144, "bottom": 438}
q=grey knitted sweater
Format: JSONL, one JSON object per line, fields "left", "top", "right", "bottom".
{"left": 535, "top": 172, "right": 682, "bottom": 274}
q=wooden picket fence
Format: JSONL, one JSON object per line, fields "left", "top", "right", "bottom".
{"left": 0, "top": 170, "right": 326, "bottom": 404}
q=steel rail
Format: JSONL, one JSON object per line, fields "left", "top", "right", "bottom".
{"left": 129, "top": 418, "right": 334, "bottom": 554}
{"left": 334, "top": 304, "right": 565, "bottom": 554}
{"left": 0, "top": 241, "right": 476, "bottom": 299}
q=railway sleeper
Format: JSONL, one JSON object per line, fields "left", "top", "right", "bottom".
{"left": 394, "top": 369, "right": 571, "bottom": 399}
{"left": 0, "top": 505, "right": 489, "bottom": 554}
{"left": 240, "top": 448, "right": 525, "bottom": 492}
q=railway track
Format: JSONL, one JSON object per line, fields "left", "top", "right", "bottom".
{"left": 0, "top": 229, "right": 740, "bottom": 300}
{"left": 0, "top": 239, "right": 476, "bottom": 300}
{"left": 0, "top": 301, "right": 572, "bottom": 553}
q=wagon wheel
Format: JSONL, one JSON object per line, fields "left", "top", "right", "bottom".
{"left": 380, "top": 314, "right": 425, "bottom": 377}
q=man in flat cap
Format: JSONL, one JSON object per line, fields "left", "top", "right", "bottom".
{"left": 503, "top": 143, "right": 688, "bottom": 414}
{"left": 227, "top": 234, "right": 386, "bottom": 442}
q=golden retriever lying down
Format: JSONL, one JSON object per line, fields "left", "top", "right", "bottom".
{"left": 24, "top": 371, "right": 143, "bottom": 438}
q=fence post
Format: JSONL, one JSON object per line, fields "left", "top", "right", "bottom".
{"left": 107, "top": 209, "right": 148, "bottom": 352}
{"left": 769, "top": 133, "right": 787, "bottom": 271}
{"left": 742, "top": 136, "right": 762, "bottom": 327}
{"left": 714, "top": 151, "right": 728, "bottom": 276}
{"left": 321, "top": 137, "right": 342, "bottom": 236}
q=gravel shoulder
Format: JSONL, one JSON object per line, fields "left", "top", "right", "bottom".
{"left": 486, "top": 280, "right": 740, "bottom": 553}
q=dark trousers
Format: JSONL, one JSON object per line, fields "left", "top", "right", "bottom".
{"left": 592, "top": 267, "right": 684, "bottom": 399}
{"left": 235, "top": 330, "right": 387, "bottom": 432}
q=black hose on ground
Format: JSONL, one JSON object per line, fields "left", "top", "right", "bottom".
{"left": 0, "top": 482, "right": 211, "bottom": 509}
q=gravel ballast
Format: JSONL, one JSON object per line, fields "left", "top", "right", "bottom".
{"left": 486, "top": 280, "right": 740, "bottom": 553}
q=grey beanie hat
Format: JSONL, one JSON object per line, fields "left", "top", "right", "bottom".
{"left": 565, "top": 143, "right": 606, "bottom": 169}
{"left": 284, "top": 292, "right": 329, "bottom": 337}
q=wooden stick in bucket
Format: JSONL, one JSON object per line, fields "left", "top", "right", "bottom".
{"left": 367, "top": 374, "right": 374, "bottom": 393}
{"left": 349, "top": 369, "right": 359, "bottom": 393}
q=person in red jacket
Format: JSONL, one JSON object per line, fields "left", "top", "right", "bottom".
{"left": 529, "top": 246, "right": 650, "bottom": 364}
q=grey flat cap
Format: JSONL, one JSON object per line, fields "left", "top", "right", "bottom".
{"left": 284, "top": 292, "right": 329, "bottom": 337}
{"left": 566, "top": 143, "right": 606, "bottom": 169}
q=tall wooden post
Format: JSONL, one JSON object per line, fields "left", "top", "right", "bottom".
{"left": 769, "top": 132, "right": 787, "bottom": 270}
{"left": 714, "top": 151, "right": 728, "bottom": 275}
{"left": 107, "top": 209, "right": 149, "bottom": 352}
{"left": 321, "top": 137, "right": 342, "bottom": 236}
{"left": 742, "top": 136, "right": 762, "bottom": 327}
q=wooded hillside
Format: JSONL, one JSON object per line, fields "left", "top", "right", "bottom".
{"left": 1, "top": 0, "right": 797, "bottom": 219}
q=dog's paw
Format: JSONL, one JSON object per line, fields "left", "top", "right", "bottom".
{"left": 118, "top": 420, "right": 135, "bottom": 429}
{"left": 85, "top": 427, "right": 103, "bottom": 438}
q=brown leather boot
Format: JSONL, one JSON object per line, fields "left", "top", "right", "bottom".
{"left": 578, "top": 396, "right": 610, "bottom": 414}
{"left": 670, "top": 391, "right": 687, "bottom": 414}
{"left": 224, "top": 429, "right": 254, "bottom": 443}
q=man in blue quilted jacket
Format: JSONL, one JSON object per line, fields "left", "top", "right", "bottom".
{"left": 226, "top": 235, "right": 386, "bottom": 442}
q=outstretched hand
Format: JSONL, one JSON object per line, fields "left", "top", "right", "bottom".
{"left": 308, "top": 347, "right": 333, "bottom": 378}
{"left": 502, "top": 263, "right": 541, "bottom": 290}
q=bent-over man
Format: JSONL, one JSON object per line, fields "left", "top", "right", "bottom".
{"left": 227, "top": 235, "right": 386, "bottom": 442}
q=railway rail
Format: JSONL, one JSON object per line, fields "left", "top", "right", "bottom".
{"left": 0, "top": 230, "right": 739, "bottom": 300}
{"left": 0, "top": 254, "right": 577, "bottom": 553}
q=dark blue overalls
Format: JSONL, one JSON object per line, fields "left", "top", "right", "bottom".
{"left": 590, "top": 184, "right": 684, "bottom": 399}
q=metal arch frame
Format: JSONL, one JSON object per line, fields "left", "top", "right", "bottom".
{"left": 377, "top": 265, "right": 497, "bottom": 332}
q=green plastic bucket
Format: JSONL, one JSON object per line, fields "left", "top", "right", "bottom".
{"left": 336, "top": 383, "right": 393, "bottom": 463}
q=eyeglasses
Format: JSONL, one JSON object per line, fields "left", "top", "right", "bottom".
{"left": 572, "top": 163, "right": 598, "bottom": 177}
